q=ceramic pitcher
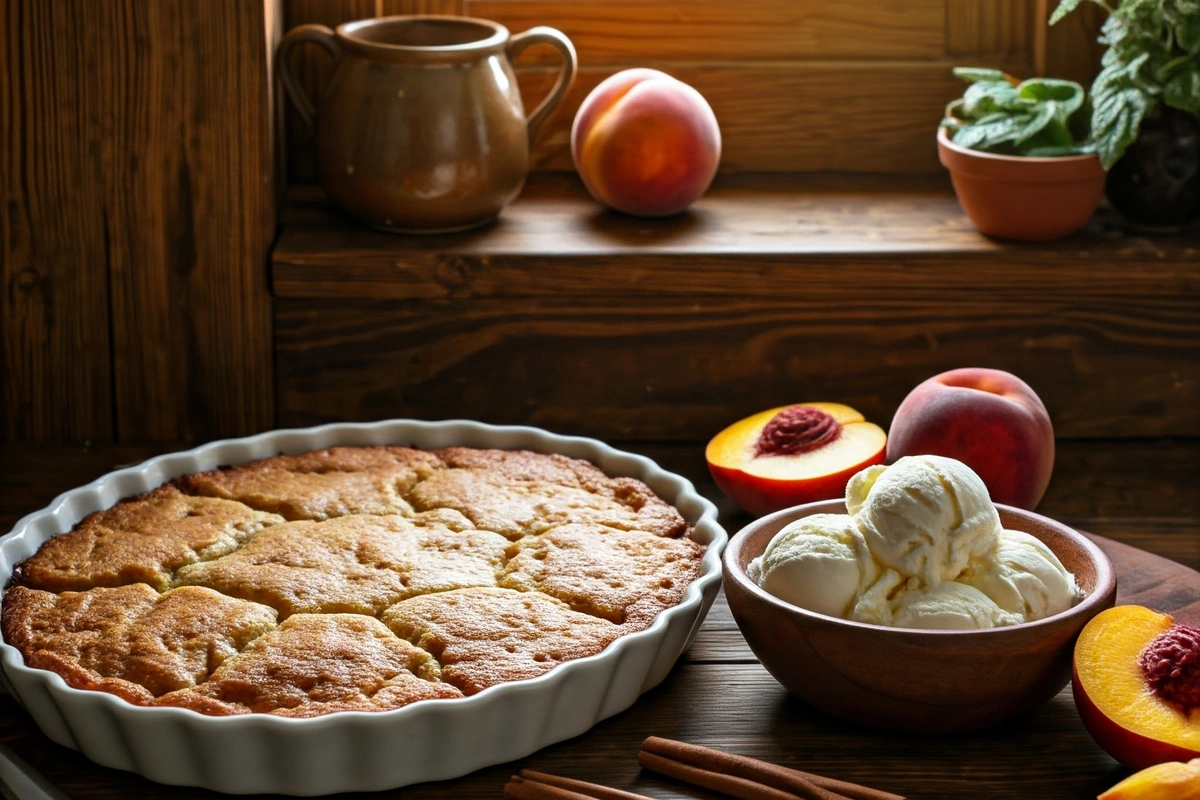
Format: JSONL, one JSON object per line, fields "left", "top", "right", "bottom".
{"left": 278, "top": 16, "right": 576, "bottom": 233}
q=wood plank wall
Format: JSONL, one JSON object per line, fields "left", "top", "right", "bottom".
{"left": 2, "top": 0, "right": 1106, "bottom": 445}
{"left": 1, "top": 0, "right": 280, "bottom": 444}
{"left": 282, "top": 0, "right": 1104, "bottom": 180}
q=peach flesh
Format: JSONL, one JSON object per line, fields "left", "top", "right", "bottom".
{"left": 1073, "top": 605, "right": 1200, "bottom": 770}
{"left": 1099, "top": 758, "right": 1200, "bottom": 800}
{"left": 706, "top": 403, "right": 886, "bottom": 517}
{"left": 571, "top": 68, "right": 720, "bottom": 217}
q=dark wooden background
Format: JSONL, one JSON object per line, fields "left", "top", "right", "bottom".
{"left": 0, "top": 0, "right": 1126, "bottom": 448}
{"left": 0, "top": 6, "right": 1196, "bottom": 796}
{"left": 1, "top": 0, "right": 279, "bottom": 443}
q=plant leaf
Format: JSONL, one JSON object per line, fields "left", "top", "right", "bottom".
{"left": 1049, "top": 0, "right": 1086, "bottom": 25}
{"left": 1018, "top": 78, "right": 1087, "bottom": 120}
{"left": 1175, "top": 10, "right": 1200, "bottom": 52}
{"left": 952, "top": 67, "right": 1012, "bottom": 85}
{"left": 1016, "top": 100, "right": 1059, "bottom": 145}
{"left": 1164, "top": 64, "right": 1200, "bottom": 113}
{"left": 953, "top": 115, "right": 1024, "bottom": 152}
{"left": 963, "top": 80, "right": 1025, "bottom": 117}
{"left": 1120, "top": 51, "right": 1151, "bottom": 80}
{"left": 1090, "top": 68, "right": 1154, "bottom": 169}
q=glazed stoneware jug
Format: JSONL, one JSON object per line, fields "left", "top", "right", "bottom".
{"left": 278, "top": 16, "right": 576, "bottom": 233}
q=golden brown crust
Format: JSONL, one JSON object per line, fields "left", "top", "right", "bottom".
{"left": 499, "top": 523, "right": 705, "bottom": 628}
{"left": 2, "top": 584, "right": 277, "bottom": 700}
{"left": 11, "top": 485, "right": 284, "bottom": 592}
{"left": 153, "top": 614, "right": 462, "bottom": 716}
{"left": 176, "top": 446, "right": 443, "bottom": 521}
{"left": 174, "top": 515, "right": 512, "bottom": 617}
{"left": 407, "top": 464, "right": 687, "bottom": 540}
{"left": 433, "top": 447, "right": 612, "bottom": 485}
{"left": 381, "top": 587, "right": 624, "bottom": 695}
{"left": 3, "top": 445, "right": 702, "bottom": 717}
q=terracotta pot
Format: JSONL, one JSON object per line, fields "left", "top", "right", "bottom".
{"left": 937, "top": 128, "right": 1107, "bottom": 242}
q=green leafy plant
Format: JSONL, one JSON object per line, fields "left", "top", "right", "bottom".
{"left": 941, "top": 68, "right": 1092, "bottom": 156}
{"left": 1051, "top": 0, "right": 1200, "bottom": 169}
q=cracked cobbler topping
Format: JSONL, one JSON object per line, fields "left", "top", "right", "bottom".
{"left": 2, "top": 446, "right": 703, "bottom": 717}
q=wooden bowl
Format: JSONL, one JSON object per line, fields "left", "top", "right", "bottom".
{"left": 722, "top": 499, "right": 1117, "bottom": 733}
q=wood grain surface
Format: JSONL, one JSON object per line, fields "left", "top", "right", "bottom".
{"left": 272, "top": 178, "right": 1200, "bottom": 442}
{"left": 274, "top": 176, "right": 1199, "bottom": 270}
{"left": 104, "top": 0, "right": 278, "bottom": 442}
{"left": 946, "top": 0, "right": 1034, "bottom": 58}
{"left": 0, "top": 439, "right": 1196, "bottom": 799}
{"left": 2, "top": 0, "right": 278, "bottom": 444}
{"left": 1, "top": 0, "right": 115, "bottom": 442}
{"left": 1035, "top": 0, "right": 1106, "bottom": 85}
{"left": 516, "top": 62, "right": 1022, "bottom": 174}
{"left": 473, "top": 0, "right": 948, "bottom": 64}
{"left": 278, "top": 0, "right": 1062, "bottom": 179}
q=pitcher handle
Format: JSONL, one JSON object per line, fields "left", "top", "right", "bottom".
{"left": 506, "top": 27, "right": 577, "bottom": 144}
{"left": 277, "top": 24, "right": 343, "bottom": 135}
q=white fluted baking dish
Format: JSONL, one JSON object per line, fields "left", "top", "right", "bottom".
{"left": 0, "top": 420, "right": 726, "bottom": 794}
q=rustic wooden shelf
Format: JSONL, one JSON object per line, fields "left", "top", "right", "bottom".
{"left": 273, "top": 174, "right": 1198, "bottom": 300}
{"left": 269, "top": 175, "right": 1199, "bottom": 443}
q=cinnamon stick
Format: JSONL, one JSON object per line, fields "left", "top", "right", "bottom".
{"left": 641, "top": 737, "right": 905, "bottom": 800}
{"left": 638, "top": 750, "right": 847, "bottom": 800}
{"left": 517, "top": 770, "right": 657, "bottom": 800}
{"left": 505, "top": 774, "right": 596, "bottom": 800}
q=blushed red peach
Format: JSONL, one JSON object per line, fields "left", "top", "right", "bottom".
{"left": 1073, "top": 605, "right": 1200, "bottom": 772}
{"left": 571, "top": 68, "right": 721, "bottom": 217}
{"left": 886, "top": 368, "right": 1055, "bottom": 509}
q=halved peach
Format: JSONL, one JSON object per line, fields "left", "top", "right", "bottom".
{"left": 1073, "top": 605, "right": 1200, "bottom": 771}
{"left": 705, "top": 402, "right": 886, "bottom": 517}
{"left": 1100, "top": 759, "right": 1200, "bottom": 800}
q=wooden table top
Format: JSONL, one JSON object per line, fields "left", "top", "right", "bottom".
{"left": 0, "top": 439, "right": 1197, "bottom": 800}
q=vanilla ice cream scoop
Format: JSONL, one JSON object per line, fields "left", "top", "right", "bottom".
{"left": 890, "top": 581, "right": 1022, "bottom": 630}
{"left": 962, "top": 529, "right": 1079, "bottom": 622}
{"left": 749, "top": 513, "right": 878, "bottom": 618}
{"left": 846, "top": 455, "right": 1001, "bottom": 588}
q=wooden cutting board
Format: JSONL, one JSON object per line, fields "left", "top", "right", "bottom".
{"left": 1090, "top": 532, "right": 1200, "bottom": 623}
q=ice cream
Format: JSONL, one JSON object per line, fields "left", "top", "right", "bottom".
{"left": 961, "top": 529, "right": 1079, "bottom": 622}
{"left": 750, "top": 455, "right": 1080, "bottom": 630}
{"left": 747, "top": 514, "right": 877, "bottom": 619}
{"left": 846, "top": 455, "right": 1001, "bottom": 588}
{"left": 890, "top": 581, "right": 1022, "bottom": 630}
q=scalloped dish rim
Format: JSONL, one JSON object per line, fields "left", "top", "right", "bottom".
{"left": 0, "top": 419, "right": 727, "bottom": 794}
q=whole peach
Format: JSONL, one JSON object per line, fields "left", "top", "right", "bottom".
{"left": 886, "top": 368, "right": 1055, "bottom": 509}
{"left": 571, "top": 68, "right": 720, "bottom": 217}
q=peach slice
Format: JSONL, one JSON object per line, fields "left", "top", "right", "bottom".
{"left": 706, "top": 403, "right": 886, "bottom": 517}
{"left": 1099, "top": 758, "right": 1200, "bottom": 800}
{"left": 1072, "top": 605, "right": 1200, "bottom": 771}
